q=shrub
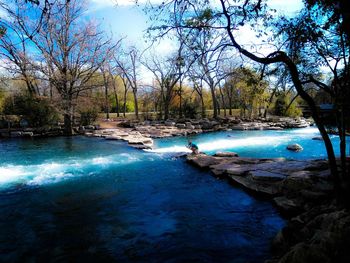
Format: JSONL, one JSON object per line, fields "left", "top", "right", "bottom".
{"left": 3, "top": 93, "right": 59, "bottom": 127}
{"left": 79, "top": 108, "right": 98, "bottom": 126}
{"left": 182, "top": 101, "right": 198, "bottom": 119}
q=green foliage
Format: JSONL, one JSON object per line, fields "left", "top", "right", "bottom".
{"left": 0, "top": 88, "right": 5, "bottom": 113}
{"left": 274, "top": 92, "right": 302, "bottom": 117}
{"left": 2, "top": 93, "right": 59, "bottom": 127}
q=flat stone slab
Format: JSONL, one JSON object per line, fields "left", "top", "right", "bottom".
{"left": 249, "top": 170, "right": 287, "bottom": 182}
{"left": 229, "top": 175, "right": 282, "bottom": 195}
{"left": 225, "top": 165, "right": 254, "bottom": 176}
{"left": 213, "top": 152, "right": 239, "bottom": 157}
{"left": 186, "top": 154, "right": 222, "bottom": 168}
{"left": 273, "top": 196, "right": 302, "bottom": 213}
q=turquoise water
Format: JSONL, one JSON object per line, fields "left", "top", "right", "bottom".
{"left": 0, "top": 127, "right": 338, "bottom": 262}
{"left": 151, "top": 127, "right": 342, "bottom": 159}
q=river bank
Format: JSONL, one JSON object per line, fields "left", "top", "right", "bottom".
{"left": 82, "top": 116, "right": 313, "bottom": 149}
{"left": 0, "top": 116, "right": 311, "bottom": 141}
{"left": 186, "top": 153, "right": 350, "bottom": 263}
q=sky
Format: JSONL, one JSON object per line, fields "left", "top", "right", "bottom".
{"left": 87, "top": 0, "right": 304, "bottom": 51}
{"left": 0, "top": 0, "right": 305, "bottom": 82}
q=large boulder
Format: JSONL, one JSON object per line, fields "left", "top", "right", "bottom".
{"left": 287, "top": 143, "right": 303, "bottom": 152}
{"left": 164, "top": 120, "right": 176, "bottom": 126}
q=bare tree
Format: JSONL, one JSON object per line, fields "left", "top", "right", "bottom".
{"left": 144, "top": 54, "right": 182, "bottom": 120}
{"left": 0, "top": 18, "right": 40, "bottom": 95}
{"left": 8, "top": 0, "right": 116, "bottom": 135}
{"left": 115, "top": 47, "right": 141, "bottom": 120}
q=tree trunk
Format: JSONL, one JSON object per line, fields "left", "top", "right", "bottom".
{"left": 179, "top": 78, "right": 183, "bottom": 118}
{"left": 123, "top": 89, "right": 127, "bottom": 117}
{"left": 164, "top": 102, "right": 169, "bottom": 120}
{"left": 63, "top": 96, "right": 73, "bottom": 136}
{"left": 105, "top": 83, "right": 109, "bottom": 120}
{"left": 210, "top": 84, "right": 217, "bottom": 118}
{"left": 112, "top": 82, "right": 120, "bottom": 117}
{"left": 229, "top": 97, "right": 233, "bottom": 115}
{"left": 133, "top": 90, "right": 139, "bottom": 120}
{"left": 217, "top": 97, "right": 221, "bottom": 116}
{"left": 200, "top": 95, "right": 205, "bottom": 118}
{"left": 64, "top": 113, "right": 73, "bottom": 136}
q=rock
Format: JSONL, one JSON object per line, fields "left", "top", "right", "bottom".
{"left": 22, "top": 131, "right": 34, "bottom": 137}
{"left": 186, "top": 124, "right": 195, "bottom": 130}
{"left": 231, "top": 125, "right": 247, "bottom": 130}
{"left": 213, "top": 151, "right": 239, "bottom": 157}
{"left": 267, "top": 126, "right": 284, "bottom": 130}
{"left": 274, "top": 196, "right": 303, "bottom": 215}
{"left": 84, "top": 125, "right": 95, "bottom": 130}
{"left": 287, "top": 143, "right": 303, "bottom": 152}
{"left": 249, "top": 170, "right": 286, "bottom": 182}
{"left": 186, "top": 154, "right": 222, "bottom": 168}
{"left": 211, "top": 169, "right": 225, "bottom": 177}
{"left": 299, "top": 190, "right": 329, "bottom": 201}
{"left": 176, "top": 123, "right": 186, "bottom": 129}
{"left": 229, "top": 174, "right": 283, "bottom": 195}
{"left": 225, "top": 165, "right": 254, "bottom": 176}
{"left": 279, "top": 242, "right": 331, "bottom": 263}
{"left": 282, "top": 173, "right": 314, "bottom": 192}
{"left": 128, "top": 137, "right": 153, "bottom": 146}
{"left": 10, "top": 131, "right": 22, "bottom": 137}
{"left": 130, "top": 144, "right": 152, "bottom": 150}
{"left": 165, "top": 120, "right": 176, "bottom": 126}
{"left": 200, "top": 121, "right": 212, "bottom": 130}
{"left": 312, "top": 136, "right": 323, "bottom": 141}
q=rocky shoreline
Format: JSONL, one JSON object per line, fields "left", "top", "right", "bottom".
{"left": 81, "top": 116, "right": 312, "bottom": 149}
{"left": 186, "top": 153, "right": 350, "bottom": 263}
{"left": 0, "top": 116, "right": 312, "bottom": 142}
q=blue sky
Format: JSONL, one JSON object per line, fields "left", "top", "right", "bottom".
{"left": 86, "top": 0, "right": 304, "bottom": 53}
{"left": 88, "top": 1, "right": 303, "bottom": 37}
{"left": 84, "top": 0, "right": 305, "bottom": 82}
{"left": 88, "top": 2, "right": 148, "bottom": 44}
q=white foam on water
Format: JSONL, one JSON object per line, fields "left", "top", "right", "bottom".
{"left": 148, "top": 135, "right": 290, "bottom": 154}
{"left": 92, "top": 157, "right": 112, "bottom": 165}
{"left": 0, "top": 166, "right": 30, "bottom": 184}
{"left": 289, "top": 127, "right": 320, "bottom": 134}
{"left": 0, "top": 152, "right": 141, "bottom": 189}
{"left": 198, "top": 136, "right": 287, "bottom": 151}
{"left": 145, "top": 146, "right": 191, "bottom": 154}
{"left": 28, "top": 171, "right": 75, "bottom": 186}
